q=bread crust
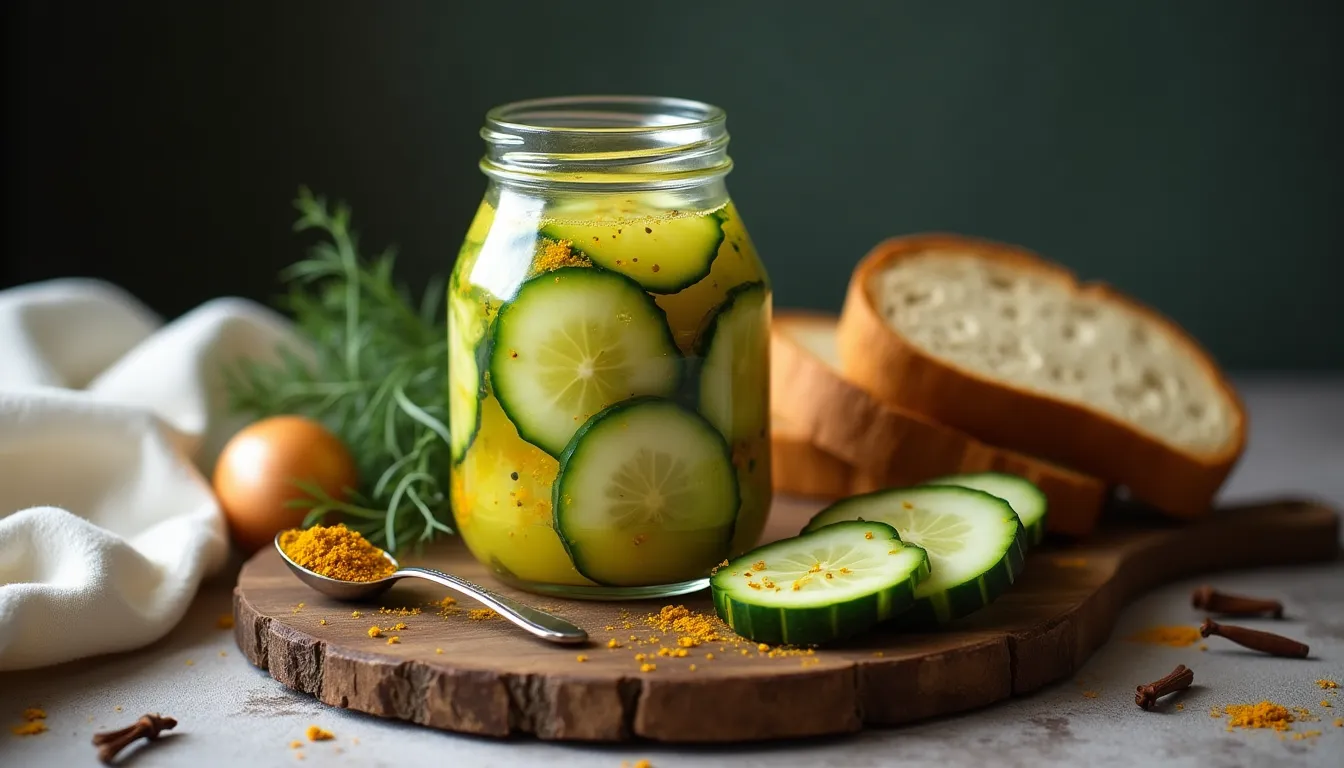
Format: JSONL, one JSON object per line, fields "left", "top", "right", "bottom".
{"left": 770, "top": 412, "right": 857, "bottom": 499}
{"left": 772, "top": 311, "right": 1107, "bottom": 536}
{"left": 836, "top": 233, "right": 1248, "bottom": 518}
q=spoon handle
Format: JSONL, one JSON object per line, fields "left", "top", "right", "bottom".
{"left": 395, "top": 567, "right": 588, "bottom": 644}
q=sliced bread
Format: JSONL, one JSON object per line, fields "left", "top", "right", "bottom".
{"left": 770, "top": 411, "right": 857, "bottom": 499}
{"left": 771, "top": 311, "right": 1107, "bottom": 536}
{"left": 836, "top": 234, "right": 1247, "bottom": 518}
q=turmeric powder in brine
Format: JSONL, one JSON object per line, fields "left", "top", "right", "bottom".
{"left": 279, "top": 524, "right": 395, "bottom": 582}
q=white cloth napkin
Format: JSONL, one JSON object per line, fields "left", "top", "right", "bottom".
{"left": 0, "top": 279, "right": 305, "bottom": 671}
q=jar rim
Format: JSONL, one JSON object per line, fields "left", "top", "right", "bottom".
{"left": 485, "top": 95, "right": 726, "bottom": 135}
{"left": 480, "top": 95, "right": 732, "bottom": 190}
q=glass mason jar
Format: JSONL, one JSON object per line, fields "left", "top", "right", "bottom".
{"left": 448, "top": 96, "right": 772, "bottom": 599}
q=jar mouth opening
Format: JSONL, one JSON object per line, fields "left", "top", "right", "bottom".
{"left": 480, "top": 95, "right": 732, "bottom": 190}
{"left": 485, "top": 95, "right": 726, "bottom": 135}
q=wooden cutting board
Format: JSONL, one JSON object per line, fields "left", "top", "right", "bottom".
{"left": 233, "top": 496, "right": 1338, "bottom": 743}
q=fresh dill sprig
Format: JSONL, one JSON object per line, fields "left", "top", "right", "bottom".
{"left": 224, "top": 186, "right": 453, "bottom": 552}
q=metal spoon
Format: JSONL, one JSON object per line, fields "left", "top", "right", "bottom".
{"left": 274, "top": 533, "right": 588, "bottom": 645}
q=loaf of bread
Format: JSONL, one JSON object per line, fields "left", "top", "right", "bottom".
{"left": 771, "top": 311, "right": 1107, "bottom": 536}
{"left": 836, "top": 234, "right": 1247, "bottom": 518}
{"left": 769, "top": 411, "right": 858, "bottom": 499}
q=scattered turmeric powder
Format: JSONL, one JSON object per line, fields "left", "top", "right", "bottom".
{"left": 12, "top": 708, "right": 48, "bottom": 736}
{"left": 1318, "top": 679, "right": 1339, "bottom": 690}
{"left": 279, "top": 525, "right": 395, "bottom": 582}
{"left": 1221, "top": 701, "right": 1295, "bottom": 731}
{"left": 646, "top": 605, "right": 721, "bottom": 643}
{"left": 1128, "top": 625, "right": 1202, "bottom": 647}
{"left": 1321, "top": 700, "right": 1332, "bottom": 708}
{"left": 468, "top": 608, "right": 499, "bottom": 621}
{"left": 1334, "top": 718, "right": 1343, "bottom": 728}
{"left": 217, "top": 613, "right": 235, "bottom": 629}
{"left": 319, "top": 619, "right": 328, "bottom": 626}
{"left": 607, "top": 639, "right": 621, "bottom": 649}
{"left": 531, "top": 239, "right": 590, "bottom": 274}
{"left": 12, "top": 721, "right": 47, "bottom": 736}
{"left": 367, "top": 626, "right": 382, "bottom": 638}
{"left": 575, "top": 655, "right": 588, "bottom": 663}
{"left": 290, "top": 740, "right": 303, "bottom": 749}
{"left": 639, "top": 663, "right": 656, "bottom": 673}
{"left": 385, "top": 636, "right": 400, "bottom": 645}
{"left": 305, "top": 725, "right": 334, "bottom": 741}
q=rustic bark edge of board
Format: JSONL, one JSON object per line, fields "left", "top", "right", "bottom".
{"left": 233, "top": 497, "right": 1339, "bottom": 743}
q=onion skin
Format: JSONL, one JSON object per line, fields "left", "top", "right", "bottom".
{"left": 212, "top": 415, "right": 359, "bottom": 553}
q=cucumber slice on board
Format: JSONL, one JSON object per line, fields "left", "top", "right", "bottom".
{"left": 711, "top": 520, "right": 930, "bottom": 645}
{"left": 540, "top": 206, "right": 725, "bottom": 294}
{"left": 697, "top": 282, "right": 770, "bottom": 442}
{"left": 554, "top": 397, "right": 740, "bottom": 587}
{"left": 924, "top": 471, "right": 1047, "bottom": 548}
{"left": 489, "top": 267, "right": 682, "bottom": 457}
{"left": 803, "top": 485, "right": 1026, "bottom": 626}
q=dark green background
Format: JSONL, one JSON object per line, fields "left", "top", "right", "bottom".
{"left": 5, "top": 1, "right": 1341, "bottom": 369}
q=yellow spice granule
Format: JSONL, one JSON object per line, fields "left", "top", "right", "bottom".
{"left": 217, "top": 613, "right": 235, "bottom": 629}
{"left": 1318, "top": 679, "right": 1339, "bottom": 689}
{"left": 185, "top": 659, "right": 194, "bottom": 666}
{"left": 219, "top": 651, "right": 227, "bottom": 657}
{"left": 531, "top": 239, "right": 591, "bottom": 274}
{"left": 386, "top": 636, "right": 400, "bottom": 645}
{"left": 689, "top": 664, "right": 697, "bottom": 672}
{"left": 351, "top": 611, "right": 361, "bottom": 618}
{"left": 757, "top": 643, "right": 769, "bottom": 652}
{"left": 391, "top": 622, "right": 407, "bottom": 631}
{"left": 435, "top": 648, "right": 443, "bottom": 654}
{"left": 1127, "top": 625, "right": 1202, "bottom": 647}
{"left": 646, "top": 605, "right": 722, "bottom": 643}
{"left": 705, "top": 653, "right": 715, "bottom": 661}
{"left": 22, "top": 708, "right": 45, "bottom": 721}
{"left": 379, "top": 606, "right": 421, "bottom": 617}
{"left": 305, "top": 725, "right": 334, "bottom": 741}
{"left": 1199, "top": 644, "right": 1208, "bottom": 651}
{"left": 290, "top": 740, "right": 303, "bottom": 749}
{"left": 1334, "top": 718, "right": 1342, "bottom": 728}
{"left": 468, "top": 608, "right": 499, "bottom": 621}
{"left": 292, "top": 602, "right": 305, "bottom": 614}
{"left": 367, "top": 626, "right": 382, "bottom": 638}
{"left": 1176, "top": 703, "right": 1185, "bottom": 711}
{"left": 751, "top": 561, "right": 766, "bottom": 571}
{"left": 677, "top": 637, "right": 699, "bottom": 648}
{"left": 607, "top": 639, "right": 621, "bottom": 649}
{"left": 1082, "top": 691, "right": 1098, "bottom": 699}
{"left": 576, "top": 655, "right": 588, "bottom": 663}
{"left": 1222, "top": 701, "right": 1295, "bottom": 731}
{"left": 640, "top": 663, "right": 656, "bottom": 673}
{"left": 11, "top": 721, "right": 47, "bottom": 736}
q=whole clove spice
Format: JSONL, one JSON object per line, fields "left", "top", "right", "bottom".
{"left": 1136, "top": 664, "right": 1195, "bottom": 710}
{"left": 1191, "top": 586, "right": 1284, "bottom": 619}
{"left": 91, "top": 713, "right": 177, "bottom": 765}
{"left": 1200, "top": 618, "right": 1309, "bottom": 658}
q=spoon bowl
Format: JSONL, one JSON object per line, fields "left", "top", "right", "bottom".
{"left": 275, "top": 533, "right": 588, "bottom": 645}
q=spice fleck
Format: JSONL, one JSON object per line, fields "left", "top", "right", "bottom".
{"left": 305, "top": 725, "right": 334, "bottom": 742}
{"left": 1128, "top": 625, "right": 1202, "bottom": 647}
{"left": 217, "top": 613, "right": 235, "bottom": 629}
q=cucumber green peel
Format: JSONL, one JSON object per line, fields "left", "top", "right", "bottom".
{"left": 711, "top": 520, "right": 930, "bottom": 645}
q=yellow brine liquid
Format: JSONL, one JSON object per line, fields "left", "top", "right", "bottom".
{"left": 448, "top": 193, "right": 771, "bottom": 593}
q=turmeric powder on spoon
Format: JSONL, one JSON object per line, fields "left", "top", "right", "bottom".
{"left": 278, "top": 524, "right": 395, "bottom": 582}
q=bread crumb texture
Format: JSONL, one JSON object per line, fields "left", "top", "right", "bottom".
{"left": 871, "top": 253, "right": 1236, "bottom": 451}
